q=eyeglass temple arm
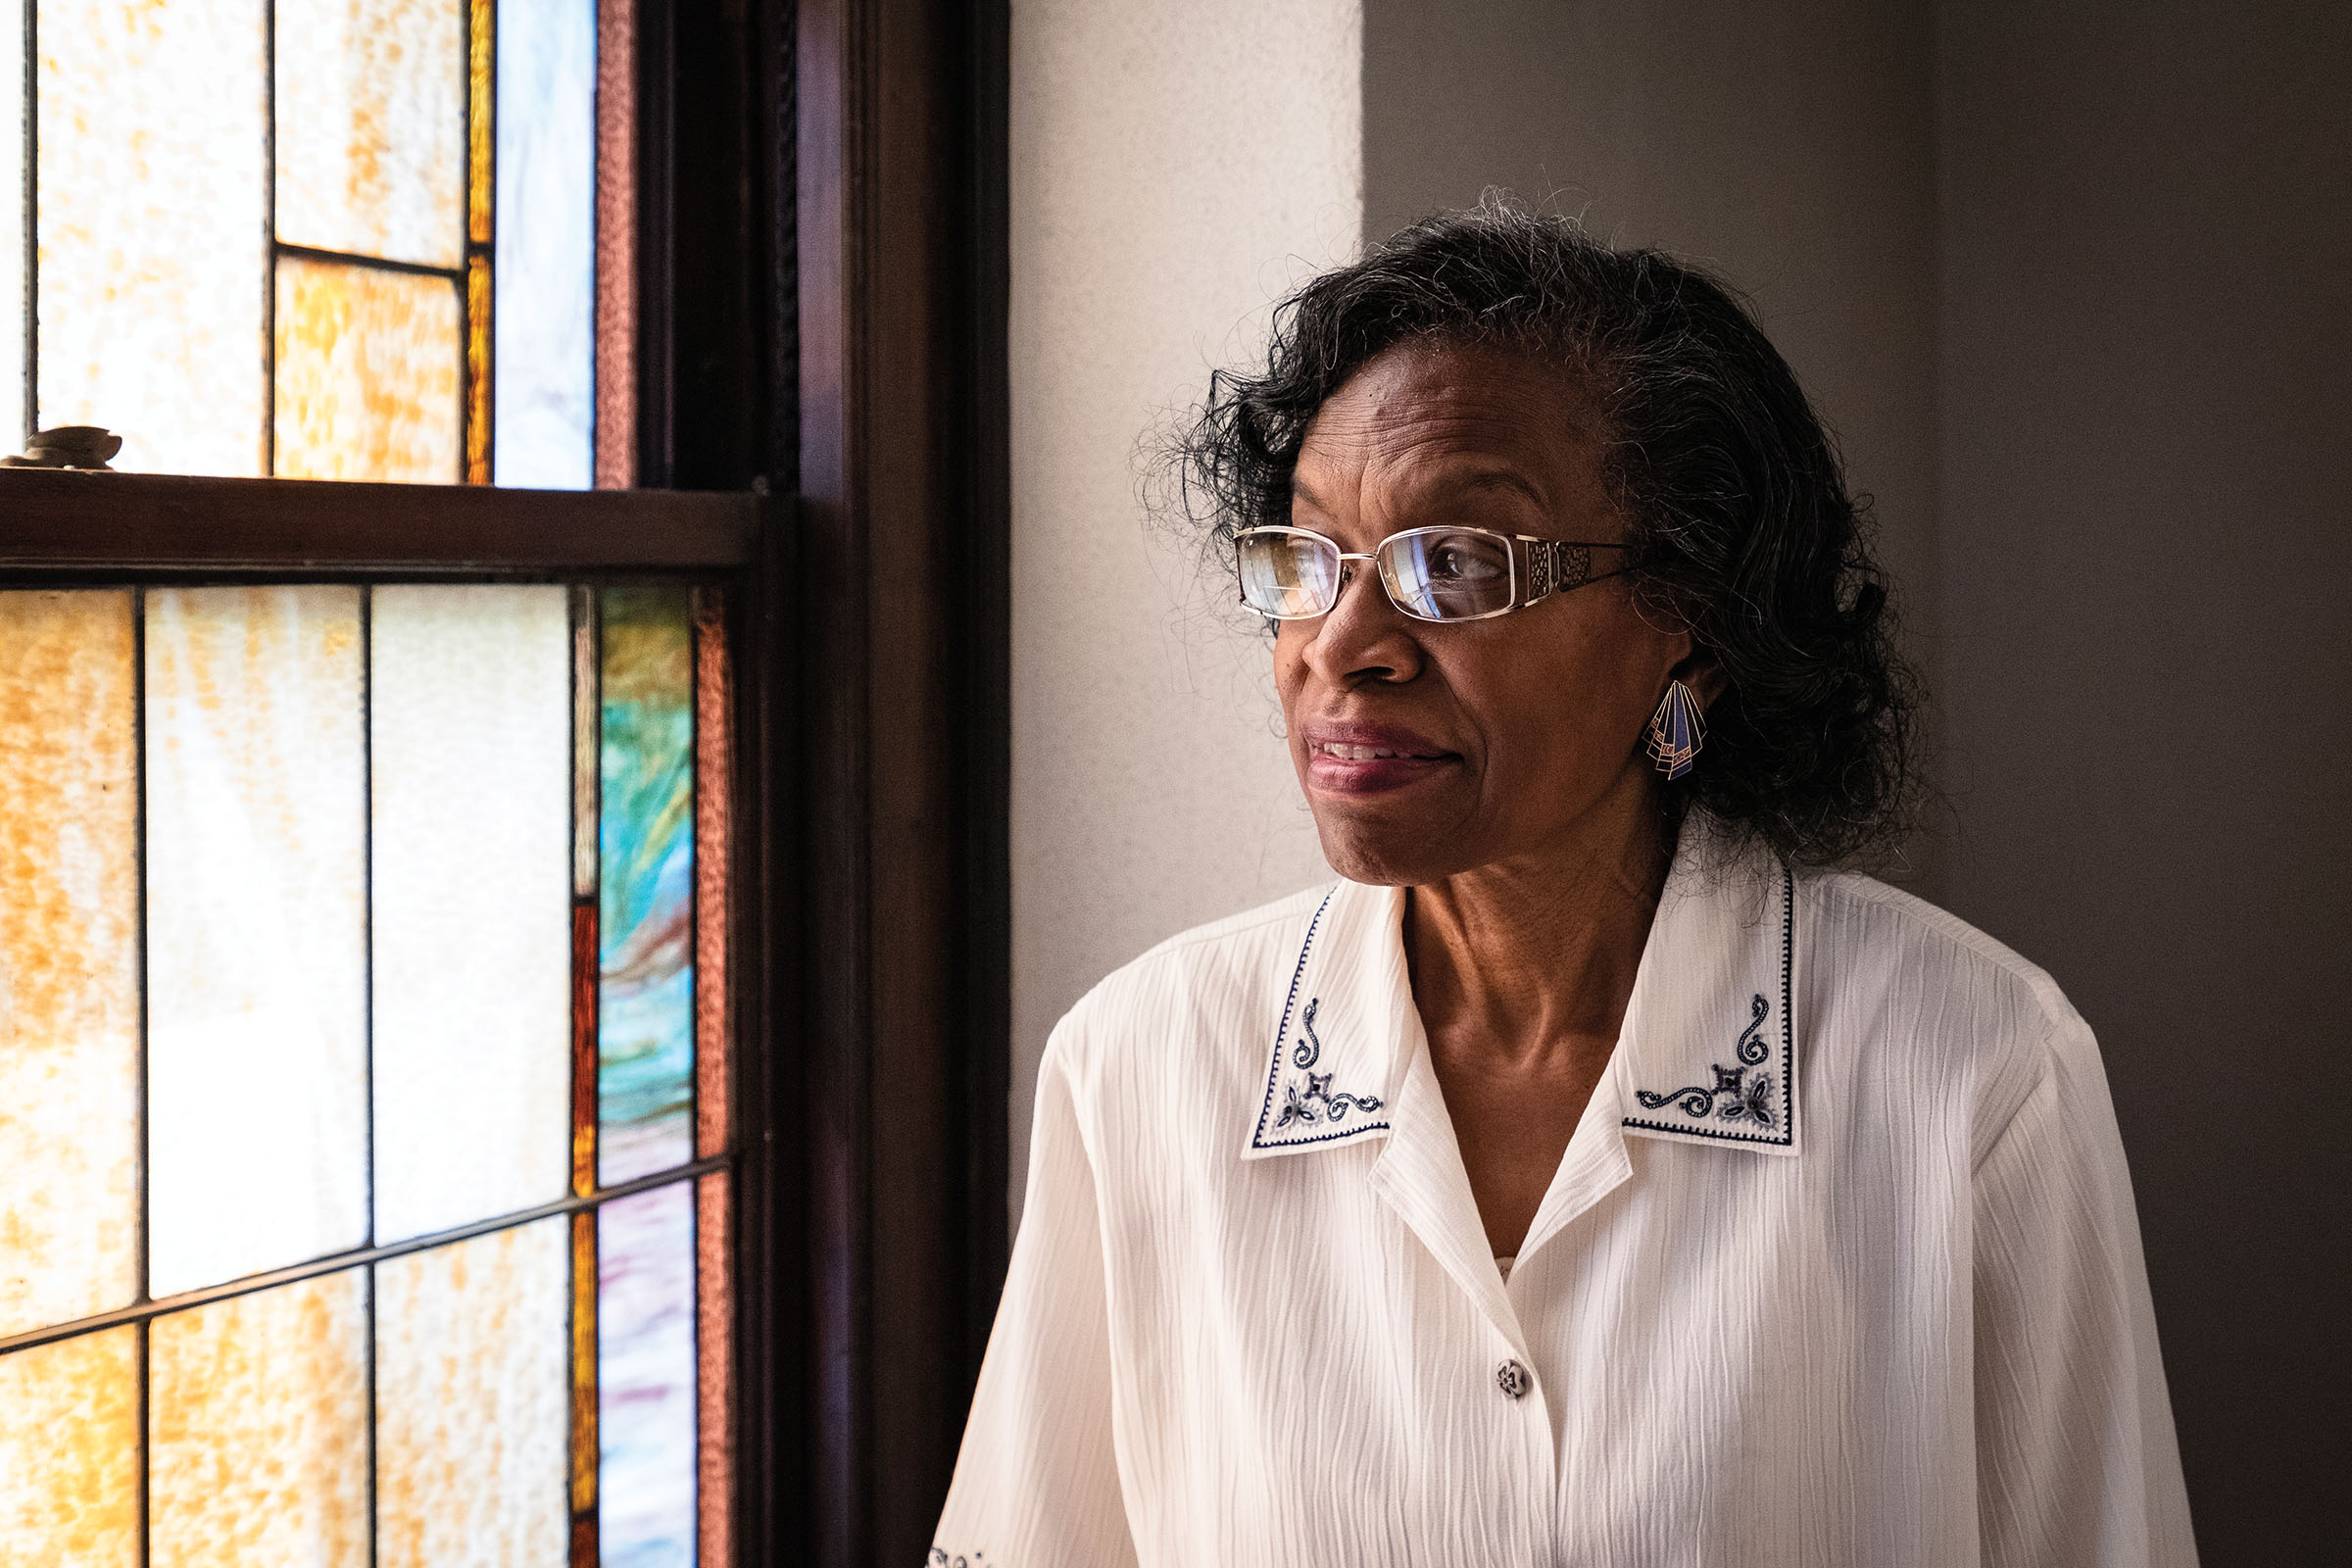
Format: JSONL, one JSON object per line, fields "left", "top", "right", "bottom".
{"left": 1523, "top": 538, "right": 1633, "bottom": 602}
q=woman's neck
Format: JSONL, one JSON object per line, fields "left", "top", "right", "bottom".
{"left": 1404, "top": 788, "right": 1671, "bottom": 1070}
{"left": 1404, "top": 781, "right": 1675, "bottom": 1254}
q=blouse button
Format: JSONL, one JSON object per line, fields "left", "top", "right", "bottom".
{"left": 1495, "top": 1359, "right": 1533, "bottom": 1400}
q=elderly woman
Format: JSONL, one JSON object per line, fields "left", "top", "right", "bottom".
{"left": 931, "top": 206, "right": 2193, "bottom": 1567}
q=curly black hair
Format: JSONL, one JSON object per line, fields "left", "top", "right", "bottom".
{"left": 1168, "top": 197, "right": 1924, "bottom": 868}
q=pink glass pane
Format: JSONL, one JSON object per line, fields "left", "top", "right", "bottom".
{"left": 599, "top": 1181, "right": 694, "bottom": 1568}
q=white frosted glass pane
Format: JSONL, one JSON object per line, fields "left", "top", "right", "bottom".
{"left": 1, "top": 8, "right": 24, "bottom": 451}
{"left": 146, "top": 587, "right": 368, "bottom": 1297}
{"left": 36, "top": 0, "right": 268, "bottom": 475}
{"left": 493, "top": 0, "right": 595, "bottom": 489}
{"left": 275, "top": 0, "right": 466, "bottom": 269}
{"left": 371, "top": 586, "right": 572, "bottom": 1243}
{"left": 375, "top": 1219, "right": 569, "bottom": 1568}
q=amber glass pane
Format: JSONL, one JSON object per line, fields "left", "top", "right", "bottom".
{"left": 35, "top": 0, "right": 270, "bottom": 475}
{"left": 376, "top": 1221, "right": 569, "bottom": 1568}
{"left": 145, "top": 587, "right": 369, "bottom": 1298}
{"left": 274, "top": 255, "right": 464, "bottom": 483}
{"left": 0, "top": 592, "right": 140, "bottom": 1338}
{"left": 275, "top": 0, "right": 467, "bottom": 270}
{"left": 0, "top": 1329, "right": 139, "bottom": 1568}
{"left": 149, "top": 1274, "right": 369, "bottom": 1568}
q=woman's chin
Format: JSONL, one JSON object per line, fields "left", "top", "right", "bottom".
{"left": 1309, "top": 809, "right": 1482, "bottom": 890}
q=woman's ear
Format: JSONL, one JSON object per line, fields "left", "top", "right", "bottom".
{"left": 1671, "top": 646, "right": 1730, "bottom": 710}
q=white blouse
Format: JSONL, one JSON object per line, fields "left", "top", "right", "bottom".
{"left": 932, "top": 830, "right": 2196, "bottom": 1567}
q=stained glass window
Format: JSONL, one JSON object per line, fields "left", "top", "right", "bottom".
{"left": 4, "top": 0, "right": 602, "bottom": 486}
{"left": 0, "top": 584, "right": 734, "bottom": 1567}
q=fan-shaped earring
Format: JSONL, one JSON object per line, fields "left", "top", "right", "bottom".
{"left": 1646, "top": 679, "right": 1705, "bottom": 780}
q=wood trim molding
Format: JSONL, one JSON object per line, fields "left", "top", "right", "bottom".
{"left": 0, "top": 468, "right": 760, "bottom": 570}
{"left": 791, "top": 0, "right": 1011, "bottom": 1560}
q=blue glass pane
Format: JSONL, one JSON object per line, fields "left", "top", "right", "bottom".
{"left": 492, "top": 0, "right": 594, "bottom": 488}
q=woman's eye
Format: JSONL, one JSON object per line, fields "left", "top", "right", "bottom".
{"left": 1430, "top": 542, "right": 1501, "bottom": 581}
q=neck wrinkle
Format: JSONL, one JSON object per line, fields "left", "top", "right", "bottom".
{"left": 1404, "top": 804, "right": 1669, "bottom": 1061}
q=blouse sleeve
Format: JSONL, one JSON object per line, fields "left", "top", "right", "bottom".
{"left": 1971, "top": 1011, "right": 2199, "bottom": 1567}
{"left": 928, "top": 1028, "right": 1139, "bottom": 1568}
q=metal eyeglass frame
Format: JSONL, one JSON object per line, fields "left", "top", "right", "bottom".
{"left": 1235, "top": 523, "right": 1636, "bottom": 623}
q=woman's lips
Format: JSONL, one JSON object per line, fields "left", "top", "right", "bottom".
{"left": 1301, "top": 728, "right": 1459, "bottom": 795}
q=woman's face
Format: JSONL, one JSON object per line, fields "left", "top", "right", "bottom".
{"left": 1275, "top": 339, "right": 1702, "bottom": 887}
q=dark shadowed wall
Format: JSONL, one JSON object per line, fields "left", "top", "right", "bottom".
{"left": 1365, "top": 1, "right": 2352, "bottom": 1560}
{"left": 1364, "top": 3, "right": 1943, "bottom": 887}
{"left": 1936, "top": 5, "right": 2352, "bottom": 1560}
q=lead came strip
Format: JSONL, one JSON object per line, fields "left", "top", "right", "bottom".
{"left": 569, "top": 585, "right": 602, "bottom": 1568}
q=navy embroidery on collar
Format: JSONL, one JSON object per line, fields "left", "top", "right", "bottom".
{"left": 1250, "top": 890, "right": 1394, "bottom": 1150}
{"left": 1622, "top": 866, "right": 1797, "bottom": 1149}
{"left": 928, "top": 1551, "right": 992, "bottom": 1567}
{"left": 1273, "top": 1059, "right": 1385, "bottom": 1128}
{"left": 1633, "top": 994, "right": 1778, "bottom": 1127}
{"left": 1294, "top": 997, "right": 1323, "bottom": 1067}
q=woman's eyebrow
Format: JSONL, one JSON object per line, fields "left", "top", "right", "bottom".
{"left": 1434, "top": 467, "right": 1548, "bottom": 508}
{"left": 1290, "top": 464, "right": 1546, "bottom": 516}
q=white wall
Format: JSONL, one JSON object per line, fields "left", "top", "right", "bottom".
{"left": 1007, "top": 0, "right": 1361, "bottom": 1217}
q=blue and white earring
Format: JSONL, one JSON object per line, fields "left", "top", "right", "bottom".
{"left": 1646, "top": 679, "right": 1705, "bottom": 779}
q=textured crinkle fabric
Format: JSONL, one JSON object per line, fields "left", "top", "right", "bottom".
{"left": 932, "top": 824, "right": 2196, "bottom": 1567}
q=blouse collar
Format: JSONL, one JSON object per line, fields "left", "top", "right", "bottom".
{"left": 1241, "top": 812, "right": 1801, "bottom": 1164}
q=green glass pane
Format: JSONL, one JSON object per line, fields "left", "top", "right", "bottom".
{"left": 598, "top": 588, "right": 695, "bottom": 1185}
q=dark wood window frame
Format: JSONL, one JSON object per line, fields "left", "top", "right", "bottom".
{"left": 0, "top": 1, "right": 1012, "bottom": 1562}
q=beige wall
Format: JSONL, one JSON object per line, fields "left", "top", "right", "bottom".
{"left": 1007, "top": 0, "right": 1359, "bottom": 1220}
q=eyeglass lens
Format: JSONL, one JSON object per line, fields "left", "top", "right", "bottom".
{"left": 1378, "top": 528, "right": 1515, "bottom": 619}
{"left": 1237, "top": 528, "right": 1518, "bottom": 622}
{"left": 1236, "top": 530, "right": 1345, "bottom": 618}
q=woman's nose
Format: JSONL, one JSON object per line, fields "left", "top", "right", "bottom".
{"left": 1301, "top": 556, "right": 1421, "bottom": 685}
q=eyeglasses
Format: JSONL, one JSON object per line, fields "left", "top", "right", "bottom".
{"left": 1235, "top": 524, "right": 1634, "bottom": 623}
